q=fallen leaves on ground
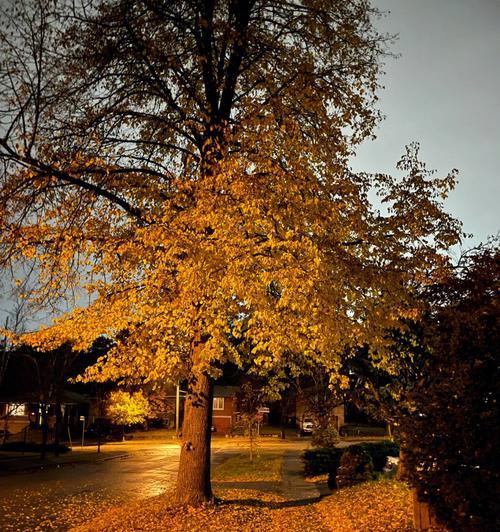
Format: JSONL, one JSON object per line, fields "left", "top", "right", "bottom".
{"left": 317, "top": 479, "right": 442, "bottom": 532}
{"left": 1, "top": 484, "right": 125, "bottom": 531}
{"left": 70, "top": 480, "right": 445, "bottom": 532}
{"left": 71, "top": 488, "right": 326, "bottom": 532}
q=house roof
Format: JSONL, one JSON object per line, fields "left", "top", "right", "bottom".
{"left": 213, "top": 385, "right": 240, "bottom": 398}
{"left": 0, "top": 390, "right": 90, "bottom": 405}
{"left": 61, "top": 390, "right": 90, "bottom": 404}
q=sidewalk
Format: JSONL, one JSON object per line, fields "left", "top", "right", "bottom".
{"left": 281, "top": 450, "right": 320, "bottom": 502}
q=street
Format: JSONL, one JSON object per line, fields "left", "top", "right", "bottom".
{"left": 0, "top": 444, "right": 182, "bottom": 531}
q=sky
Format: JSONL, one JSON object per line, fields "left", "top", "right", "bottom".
{"left": 351, "top": 0, "right": 500, "bottom": 253}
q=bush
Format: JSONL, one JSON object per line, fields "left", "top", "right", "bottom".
{"left": 359, "top": 441, "right": 399, "bottom": 472}
{"left": 311, "top": 425, "right": 340, "bottom": 448}
{"left": 339, "top": 424, "right": 388, "bottom": 437}
{"left": 335, "top": 446, "right": 374, "bottom": 489}
{"left": 303, "top": 441, "right": 399, "bottom": 489}
{"left": 398, "top": 249, "right": 500, "bottom": 531}
{"left": 303, "top": 441, "right": 399, "bottom": 477}
{"left": 303, "top": 447, "right": 343, "bottom": 477}
{"left": 1, "top": 441, "right": 71, "bottom": 454}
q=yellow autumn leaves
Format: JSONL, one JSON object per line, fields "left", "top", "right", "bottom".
{"left": 10, "top": 146, "right": 460, "bottom": 389}
{"left": 71, "top": 481, "right": 428, "bottom": 532}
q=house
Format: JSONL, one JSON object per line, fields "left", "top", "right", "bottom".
{"left": 211, "top": 384, "right": 272, "bottom": 434}
{"left": 0, "top": 391, "right": 91, "bottom": 441}
{"left": 211, "top": 385, "right": 240, "bottom": 434}
{"left": 0, "top": 401, "right": 30, "bottom": 436}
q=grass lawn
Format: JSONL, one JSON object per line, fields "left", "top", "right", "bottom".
{"left": 213, "top": 452, "right": 283, "bottom": 482}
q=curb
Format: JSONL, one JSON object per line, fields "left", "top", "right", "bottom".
{"left": 98, "top": 453, "right": 129, "bottom": 462}
{"left": 0, "top": 452, "right": 129, "bottom": 475}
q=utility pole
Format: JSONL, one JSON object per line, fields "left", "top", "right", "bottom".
{"left": 175, "top": 384, "right": 180, "bottom": 438}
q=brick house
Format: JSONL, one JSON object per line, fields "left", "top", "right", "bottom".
{"left": 211, "top": 385, "right": 240, "bottom": 434}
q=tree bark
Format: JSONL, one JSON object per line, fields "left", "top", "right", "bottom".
{"left": 2, "top": 406, "right": 10, "bottom": 447}
{"left": 54, "top": 400, "right": 62, "bottom": 456}
{"left": 280, "top": 396, "right": 286, "bottom": 439}
{"left": 174, "top": 370, "right": 214, "bottom": 506}
{"left": 397, "top": 439, "right": 408, "bottom": 481}
{"left": 40, "top": 404, "right": 49, "bottom": 460}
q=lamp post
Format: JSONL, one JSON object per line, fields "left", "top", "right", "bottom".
{"left": 80, "top": 415, "right": 85, "bottom": 447}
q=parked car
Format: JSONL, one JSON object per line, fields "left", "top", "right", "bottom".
{"left": 298, "top": 416, "right": 315, "bottom": 435}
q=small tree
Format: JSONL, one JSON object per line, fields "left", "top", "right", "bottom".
{"left": 235, "top": 383, "right": 265, "bottom": 461}
{"left": 311, "top": 426, "right": 340, "bottom": 449}
{"left": 4, "top": 343, "right": 81, "bottom": 458}
{"left": 400, "top": 246, "right": 500, "bottom": 532}
{"left": 341, "top": 243, "right": 499, "bottom": 531}
{"left": 145, "top": 386, "right": 176, "bottom": 429}
{"left": 107, "top": 390, "right": 151, "bottom": 441}
{"left": 299, "top": 366, "right": 344, "bottom": 439}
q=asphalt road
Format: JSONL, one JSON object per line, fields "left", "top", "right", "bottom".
{"left": 0, "top": 444, "right": 184, "bottom": 531}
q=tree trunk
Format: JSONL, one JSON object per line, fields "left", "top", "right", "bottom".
{"left": 280, "top": 396, "right": 286, "bottom": 439}
{"left": 397, "top": 447, "right": 407, "bottom": 480}
{"left": 54, "top": 401, "right": 62, "bottom": 456}
{"left": 97, "top": 418, "right": 102, "bottom": 454}
{"left": 413, "top": 489, "right": 439, "bottom": 530}
{"left": 2, "top": 409, "right": 9, "bottom": 447}
{"left": 174, "top": 371, "right": 214, "bottom": 506}
{"left": 40, "top": 404, "right": 49, "bottom": 460}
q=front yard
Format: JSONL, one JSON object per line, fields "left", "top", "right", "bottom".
{"left": 70, "top": 447, "right": 440, "bottom": 532}
{"left": 71, "top": 479, "right": 421, "bottom": 532}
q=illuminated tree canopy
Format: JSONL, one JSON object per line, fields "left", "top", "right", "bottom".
{"left": 107, "top": 390, "right": 151, "bottom": 427}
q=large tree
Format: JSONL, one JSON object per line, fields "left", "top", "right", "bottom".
{"left": 0, "top": 0, "right": 461, "bottom": 504}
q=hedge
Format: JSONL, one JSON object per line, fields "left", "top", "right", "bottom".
{"left": 335, "top": 446, "right": 374, "bottom": 488}
{"left": 358, "top": 441, "right": 400, "bottom": 472}
{"left": 303, "top": 440, "right": 399, "bottom": 479}
{"left": 303, "top": 447, "right": 343, "bottom": 477}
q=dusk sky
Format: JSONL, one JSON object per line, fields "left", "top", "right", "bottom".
{"left": 352, "top": 0, "right": 500, "bottom": 253}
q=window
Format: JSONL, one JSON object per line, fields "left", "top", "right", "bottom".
{"left": 213, "top": 397, "right": 224, "bottom": 410}
{"left": 9, "top": 403, "right": 26, "bottom": 416}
